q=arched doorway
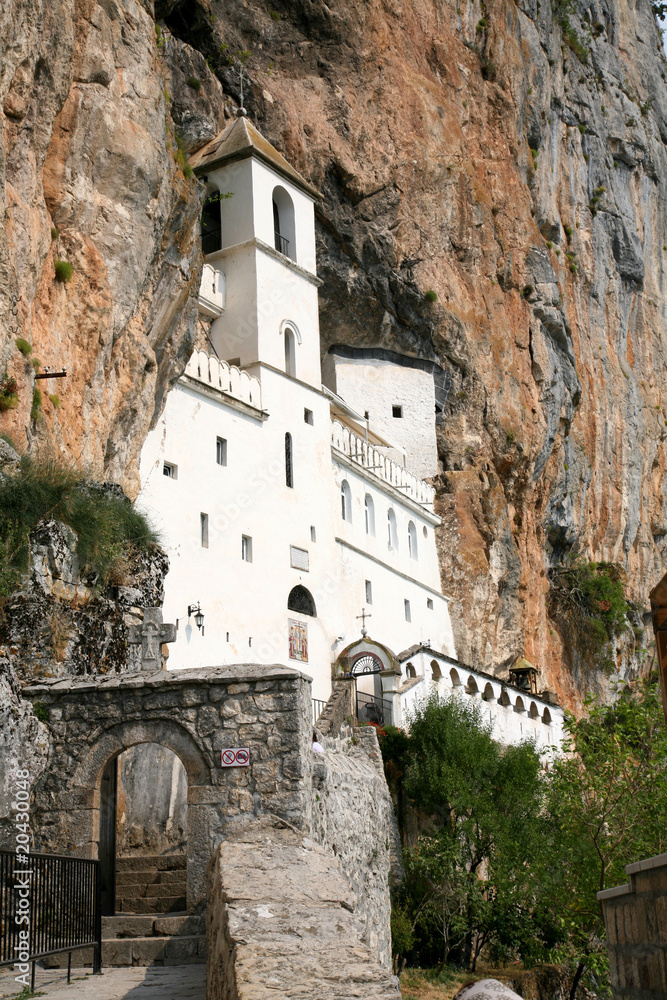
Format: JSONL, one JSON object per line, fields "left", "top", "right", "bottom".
{"left": 99, "top": 743, "right": 189, "bottom": 916}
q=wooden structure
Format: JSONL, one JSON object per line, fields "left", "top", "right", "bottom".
{"left": 508, "top": 656, "right": 539, "bottom": 695}
{"left": 649, "top": 573, "right": 667, "bottom": 729}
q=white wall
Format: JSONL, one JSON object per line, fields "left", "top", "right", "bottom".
{"left": 329, "top": 356, "right": 439, "bottom": 479}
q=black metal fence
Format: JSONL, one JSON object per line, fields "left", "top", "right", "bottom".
{"left": 356, "top": 691, "right": 392, "bottom": 727}
{"left": 0, "top": 851, "right": 102, "bottom": 986}
{"left": 274, "top": 232, "right": 290, "bottom": 256}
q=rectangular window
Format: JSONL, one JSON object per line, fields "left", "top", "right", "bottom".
{"left": 216, "top": 437, "right": 227, "bottom": 466}
{"left": 310, "top": 525, "right": 316, "bottom": 542}
{"left": 427, "top": 598, "right": 434, "bottom": 610}
{"left": 392, "top": 405, "right": 403, "bottom": 418}
{"left": 241, "top": 535, "right": 253, "bottom": 562}
{"left": 163, "top": 462, "right": 177, "bottom": 479}
{"left": 365, "top": 580, "right": 373, "bottom": 605}
{"left": 304, "top": 408, "right": 314, "bottom": 425}
{"left": 200, "top": 513, "right": 209, "bottom": 548}
{"left": 290, "top": 546, "right": 309, "bottom": 571}
{"left": 404, "top": 599, "right": 411, "bottom": 622}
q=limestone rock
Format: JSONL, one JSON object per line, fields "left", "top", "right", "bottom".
{"left": 0, "top": 646, "right": 50, "bottom": 849}
{"left": 454, "top": 982, "right": 523, "bottom": 1000}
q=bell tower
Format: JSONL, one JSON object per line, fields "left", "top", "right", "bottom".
{"left": 190, "top": 114, "right": 323, "bottom": 389}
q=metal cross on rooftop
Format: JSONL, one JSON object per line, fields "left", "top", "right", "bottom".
{"left": 356, "top": 607, "right": 372, "bottom": 637}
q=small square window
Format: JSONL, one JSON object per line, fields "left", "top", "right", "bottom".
{"left": 241, "top": 535, "right": 253, "bottom": 562}
{"left": 200, "top": 513, "right": 209, "bottom": 548}
{"left": 392, "top": 405, "right": 403, "bottom": 418}
{"left": 365, "top": 580, "right": 373, "bottom": 605}
{"left": 216, "top": 437, "right": 227, "bottom": 466}
{"left": 427, "top": 598, "right": 434, "bottom": 610}
{"left": 310, "top": 526, "right": 317, "bottom": 542}
{"left": 404, "top": 599, "right": 411, "bottom": 622}
{"left": 304, "top": 408, "right": 314, "bottom": 425}
{"left": 163, "top": 462, "right": 177, "bottom": 479}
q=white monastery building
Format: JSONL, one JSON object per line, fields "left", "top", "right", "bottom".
{"left": 138, "top": 113, "right": 564, "bottom": 752}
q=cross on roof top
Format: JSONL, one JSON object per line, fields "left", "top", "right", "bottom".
{"left": 356, "top": 607, "right": 372, "bottom": 637}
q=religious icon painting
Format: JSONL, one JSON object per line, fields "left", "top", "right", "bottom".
{"left": 288, "top": 619, "right": 308, "bottom": 662}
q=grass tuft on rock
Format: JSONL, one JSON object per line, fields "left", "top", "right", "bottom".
{"left": 0, "top": 457, "right": 158, "bottom": 599}
{"left": 186, "top": 75, "right": 201, "bottom": 91}
{"left": 15, "top": 338, "right": 33, "bottom": 357}
{"left": 54, "top": 259, "right": 73, "bottom": 283}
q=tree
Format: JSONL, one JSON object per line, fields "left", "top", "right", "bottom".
{"left": 541, "top": 675, "right": 667, "bottom": 997}
{"left": 388, "top": 695, "right": 548, "bottom": 971}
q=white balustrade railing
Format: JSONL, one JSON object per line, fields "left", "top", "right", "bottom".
{"left": 331, "top": 419, "right": 435, "bottom": 508}
{"left": 184, "top": 350, "right": 262, "bottom": 409}
{"left": 198, "top": 264, "right": 225, "bottom": 317}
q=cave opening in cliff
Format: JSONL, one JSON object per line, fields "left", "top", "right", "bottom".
{"left": 99, "top": 744, "right": 188, "bottom": 916}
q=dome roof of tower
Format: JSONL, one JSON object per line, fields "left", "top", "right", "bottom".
{"left": 189, "top": 116, "right": 321, "bottom": 199}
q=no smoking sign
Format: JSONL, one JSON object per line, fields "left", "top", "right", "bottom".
{"left": 221, "top": 747, "right": 250, "bottom": 767}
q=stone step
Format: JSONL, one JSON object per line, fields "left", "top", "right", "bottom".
{"left": 115, "top": 895, "right": 186, "bottom": 914}
{"left": 116, "top": 878, "right": 186, "bottom": 897}
{"left": 42, "top": 934, "right": 206, "bottom": 968}
{"left": 116, "top": 868, "right": 186, "bottom": 886}
{"left": 116, "top": 854, "right": 186, "bottom": 871}
{"left": 103, "top": 913, "right": 204, "bottom": 938}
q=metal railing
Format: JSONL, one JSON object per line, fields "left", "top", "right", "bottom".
{"left": 312, "top": 699, "right": 327, "bottom": 725}
{"left": 274, "top": 232, "right": 290, "bottom": 256}
{"left": 0, "top": 851, "right": 102, "bottom": 988}
{"left": 202, "top": 229, "right": 222, "bottom": 255}
{"left": 356, "top": 691, "right": 392, "bottom": 727}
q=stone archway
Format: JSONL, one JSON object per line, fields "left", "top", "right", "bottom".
{"left": 76, "top": 720, "right": 210, "bottom": 914}
{"left": 24, "top": 665, "right": 313, "bottom": 912}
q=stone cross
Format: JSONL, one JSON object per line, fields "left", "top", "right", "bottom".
{"left": 128, "top": 608, "right": 177, "bottom": 672}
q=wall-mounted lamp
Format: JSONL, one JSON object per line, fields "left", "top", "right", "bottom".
{"left": 188, "top": 602, "right": 206, "bottom": 634}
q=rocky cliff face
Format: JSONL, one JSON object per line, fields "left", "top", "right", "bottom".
{"left": 3, "top": 0, "right": 667, "bottom": 707}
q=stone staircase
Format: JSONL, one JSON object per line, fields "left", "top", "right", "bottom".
{"left": 207, "top": 817, "right": 401, "bottom": 998}
{"left": 115, "top": 854, "right": 187, "bottom": 913}
{"left": 44, "top": 912, "right": 206, "bottom": 968}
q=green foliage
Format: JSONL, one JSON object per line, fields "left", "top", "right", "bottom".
{"left": 50, "top": 226, "right": 59, "bottom": 240}
{"left": 15, "top": 338, "right": 32, "bottom": 357}
{"left": 48, "top": 394, "right": 60, "bottom": 409}
{"left": 552, "top": 0, "right": 589, "bottom": 61}
{"left": 563, "top": 223, "right": 573, "bottom": 238}
{"left": 174, "top": 133, "right": 194, "bottom": 179}
{"left": 32, "top": 701, "right": 49, "bottom": 723}
{"left": 540, "top": 678, "right": 667, "bottom": 994}
{"left": 424, "top": 289, "right": 438, "bottom": 303}
{"left": 237, "top": 49, "right": 252, "bottom": 65}
{"left": 0, "top": 456, "right": 158, "bottom": 599}
{"left": 186, "top": 75, "right": 202, "bottom": 91}
{"left": 1, "top": 433, "right": 18, "bottom": 449}
{"left": 270, "top": 9, "right": 282, "bottom": 18}
{"left": 548, "top": 557, "right": 630, "bottom": 664}
{"left": 155, "top": 21, "right": 164, "bottom": 49}
{"left": 391, "top": 696, "right": 549, "bottom": 971}
{"left": 30, "top": 388, "right": 42, "bottom": 423}
{"left": 0, "top": 373, "right": 19, "bottom": 412}
{"left": 54, "top": 259, "right": 73, "bottom": 283}
{"left": 505, "top": 429, "right": 515, "bottom": 443}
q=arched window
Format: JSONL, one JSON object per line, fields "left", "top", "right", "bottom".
{"left": 406, "top": 662, "right": 417, "bottom": 679}
{"left": 499, "top": 689, "right": 511, "bottom": 707}
{"left": 272, "top": 186, "right": 296, "bottom": 261}
{"left": 431, "top": 660, "right": 442, "bottom": 680}
{"left": 542, "top": 707, "right": 552, "bottom": 725}
{"left": 515, "top": 696, "right": 525, "bottom": 714}
{"left": 341, "top": 480, "right": 352, "bottom": 521}
{"left": 285, "top": 432, "right": 293, "bottom": 488}
{"left": 466, "top": 675, "right": 479, "bottom": 696}
{"left": 407, "top": 521, "right": 418, "bottom": 560}
{"left": 364, "top": 494, "right": 375, "bottom": 536}
{"left": 287, "top": 585, "right": 316, "bottom": 617}
{"left": 387, "top": 509, "right": 398, "bottom": 551}
{"left": 284, "top": 326, "right": 296, "bottom": 377}
{"left": 201, "top": 193, "right": 222, "bottom": 254}
{"left": 450, "top": 667, "right": 461, "bottom": 688}
{"left": 529, "top": 702, "right": 539, "bottom": 719}
{"left": 483, "top": 682, "right": 495, "bottom": 702}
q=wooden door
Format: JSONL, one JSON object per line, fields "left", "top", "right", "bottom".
{"left": 99, "top": 757, "right": 117, "bottom": 916}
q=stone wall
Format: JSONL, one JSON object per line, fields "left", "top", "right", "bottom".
{"left": 23, "top": 664, "right": 313, "bottom": 910}
{"left": 310, "top": 725, "right": 400, "bottom": 970}
{"left": 598, "top": 852, "right": 667, "bottom": 999}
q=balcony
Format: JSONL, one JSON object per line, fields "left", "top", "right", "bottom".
{"left": 198, "top": 263, "right": 225, "bottom": 318}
